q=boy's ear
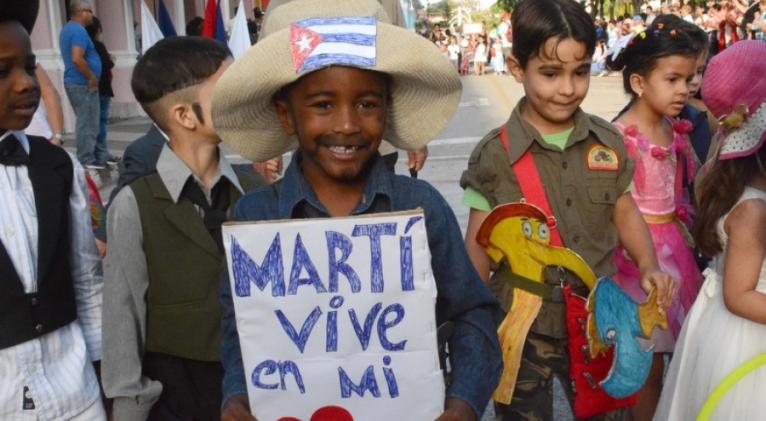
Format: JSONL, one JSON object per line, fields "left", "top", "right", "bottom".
{"left": 507, "top": 56, "right": 525, "bottom": 83}
{"left": 275, "top": 100, "right": 296, "bottom": 136}
{"left": 628, "top": 73, "right": 644, "bottom": 97}
{"left": 170, "top": 103, "right": 196, "bottom": 131}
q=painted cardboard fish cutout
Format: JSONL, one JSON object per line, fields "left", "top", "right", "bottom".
{"left": 586, "top": 278, "right": 668, "bottom": 398}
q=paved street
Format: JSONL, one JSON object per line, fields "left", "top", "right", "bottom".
{"left": 73, "top": 74, "right": 629, "bottom": 420}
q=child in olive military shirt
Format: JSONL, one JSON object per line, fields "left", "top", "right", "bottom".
{"left": 460, "top": 0, "right": 676, "bottom": 419}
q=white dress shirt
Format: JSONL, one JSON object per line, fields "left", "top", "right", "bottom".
{"left": 0, "top": 131, "right": 103, "bottom": 420}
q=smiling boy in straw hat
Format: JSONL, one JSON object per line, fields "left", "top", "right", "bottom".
{"left": 214, "top": 0, "right": 502, "bottom": 420}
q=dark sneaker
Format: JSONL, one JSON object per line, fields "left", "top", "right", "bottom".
{"left": 106, "top": 156, "right": 122, "bottom": 166}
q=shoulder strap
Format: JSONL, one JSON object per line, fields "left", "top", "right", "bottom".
{"left": 500, "top": 126, "right": 565, "bottom": 247}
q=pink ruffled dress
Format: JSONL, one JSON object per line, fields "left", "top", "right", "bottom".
{"left": 612, "top": 119, "right": 703, "bottom": 352}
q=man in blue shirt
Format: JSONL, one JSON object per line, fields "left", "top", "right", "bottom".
{"left": 59, "top": 0, "right": 104, "bottom": 169}
{"left": 212, "top": 1, "right": 502, "bottom": 420}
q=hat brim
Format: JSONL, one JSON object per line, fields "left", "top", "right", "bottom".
{"left": 719, "top": 101, "right": 766, "bottom": 160}
{"left": 212, "top": 22, "right": 462, "bottom": 162}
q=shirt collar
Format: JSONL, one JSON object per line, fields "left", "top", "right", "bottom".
{"left": 503, "top": 97, "right": 608, "bottom": 163}
{"left": 0, "top": 131, "right": 30, "bottom": 154}
{"left": 278, "top": 152, "right": 394, "bottom": 217}
{"left": 156, "top": 143, "right": 243, "bottom": 203}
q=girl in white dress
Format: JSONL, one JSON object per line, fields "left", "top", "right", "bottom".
{"left": 655, "top": 40, "right": 766, "bottom": 421}
{"left": 474, "top": 37, "right": 487, "bottom": 75}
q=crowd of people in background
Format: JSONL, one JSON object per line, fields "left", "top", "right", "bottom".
{"left": 423, "top": 13, "right": 513, "bottom": 76}
{"left": 424, "top": 0, "right": 766, "bottom": 77}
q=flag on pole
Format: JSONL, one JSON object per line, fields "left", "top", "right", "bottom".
{"left": 140, "top": 0, "right": 164, "bottom": 54}
{"left": 202, "top": 0, "right": 227, "bottom": 43}
{"left": 157, "top": 0, "right": 177, "bottom": 37}
{"left": 228, "top": 0, "right": 251, "bottom": 59}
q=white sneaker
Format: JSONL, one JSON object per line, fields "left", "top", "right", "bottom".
{"left": 85, "top": 162, "right": 106, "bottom": 170}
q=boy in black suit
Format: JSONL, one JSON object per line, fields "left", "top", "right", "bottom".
{"left": 0, "top": 1, "right": 105, "bottom": 419}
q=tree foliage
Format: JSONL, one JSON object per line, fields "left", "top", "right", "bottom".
{"left": 495, "top": 0, "right": 519, "bottom": 12}
{"left": 429, "top": 0, "right": 453, "bottom": 20}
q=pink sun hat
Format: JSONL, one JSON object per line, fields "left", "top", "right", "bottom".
{"left": 702, "top": 41, "right": 766, "bottom": 160}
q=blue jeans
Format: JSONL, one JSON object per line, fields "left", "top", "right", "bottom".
{"left": 64, "top": 84, "right": 100, "bottom": 165}
{"left": 97, "top": 95, "right": 112, "bottom": 162}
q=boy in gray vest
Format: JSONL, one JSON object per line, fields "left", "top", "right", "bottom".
{"left": 102, "top": 37, "right": 263, "bottom": 421}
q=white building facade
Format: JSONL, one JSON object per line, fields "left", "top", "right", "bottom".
{"left": 31, "top": 0, "right": 411, "bottom": 132}
{"left": 31, "top": 0, "right": 265, "bottom": 131}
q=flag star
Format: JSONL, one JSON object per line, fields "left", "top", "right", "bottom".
{"left": 296, "top": 33, "right": 314, "bottom": 53}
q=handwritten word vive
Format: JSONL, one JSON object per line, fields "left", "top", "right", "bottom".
{"left": 275, "top": 295, "right": 406, "bottom": 354}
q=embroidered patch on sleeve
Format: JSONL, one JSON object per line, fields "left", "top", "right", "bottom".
{"left": 586, "top": 145, "right": 619, "bottom": 171}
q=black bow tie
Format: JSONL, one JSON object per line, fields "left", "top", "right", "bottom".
{"left": 180, "top": 176, "right": 232, "bottom": 252}
{"left": 0, "top": 135, "right": 30, "bottom": 166}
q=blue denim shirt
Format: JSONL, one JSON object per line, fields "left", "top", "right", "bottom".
{"left": 220, "top": 153, "right": 502, "bottom": 417}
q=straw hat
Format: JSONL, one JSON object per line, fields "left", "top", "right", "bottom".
{"left": 212, "top": 0, "right": 462, "bottom": 162}
{"left": 702, "top": 41, "right": 766, "bottom": 160}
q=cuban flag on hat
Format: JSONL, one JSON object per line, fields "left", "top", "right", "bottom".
{"left": 290, "top": 16, "right": 377, "bottom": 74}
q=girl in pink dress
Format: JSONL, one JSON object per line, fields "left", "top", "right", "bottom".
{"left": 610, "top": 18, "right": 704, "bottom": 419}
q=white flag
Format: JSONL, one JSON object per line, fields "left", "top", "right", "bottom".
{"left": 228, "top": 0, "right": 251, "bottom": 60}
{"left": 140, "top": 0, "right": 165, "bottom": 54}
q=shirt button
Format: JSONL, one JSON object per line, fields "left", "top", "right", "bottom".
{"left": 566, "top": 198, "right": 573, "bottom": 206}
{"left": 30, "top": 297, "right": 38, "bottom": 306}
{"left": 562, "top": 161, "right": 568, "bottom": 169}
{"left": 604, "top": 192, "right": 611, "bottom": 201}
{"left": 35, "top": 324, "right": 43, "bottom": 333}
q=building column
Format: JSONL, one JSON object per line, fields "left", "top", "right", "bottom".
{"left": 221, "top": 0, "right": 232, "bottom": 22}
{"left": 31, "top": 0, "right": 76, "bottom": 131}
{"left": 243, "top": 0, "right": 254, "bottom": 18}
{"left": 94, "top": 0, "right": 141, "bottom": 120}
{"left": 30, "top": 1, "right": 64, "bottom": 73}
{"left": 171, "top": 0, "right": 187, "bottom": 35}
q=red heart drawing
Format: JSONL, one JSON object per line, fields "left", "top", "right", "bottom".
{"left": 277, "top": 405, "right": 353, "bottom": 421}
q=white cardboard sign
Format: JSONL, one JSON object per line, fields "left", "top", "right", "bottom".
{"left": 223, "top": 210, "right": 445, "bottom": 421}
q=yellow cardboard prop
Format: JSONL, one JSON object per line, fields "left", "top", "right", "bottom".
{"left": 477, "top": 202, "right": 596, "bottom": 404}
